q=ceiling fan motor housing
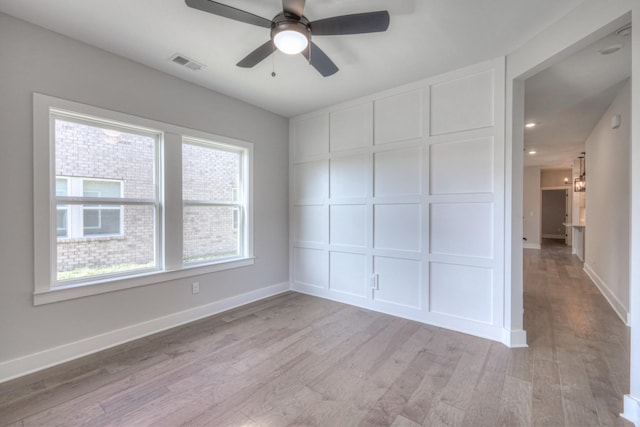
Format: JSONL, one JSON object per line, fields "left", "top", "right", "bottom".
{"left": 271, "top": 13, "right": 310, "bottom": 41}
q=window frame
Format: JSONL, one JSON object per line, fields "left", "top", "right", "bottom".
{"left": 33, "top": 93, "right": 254, "bottom": 305}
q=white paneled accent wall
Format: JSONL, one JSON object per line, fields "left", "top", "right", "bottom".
{"left": 290, "top": 58, "right": 506, "bottom": 343}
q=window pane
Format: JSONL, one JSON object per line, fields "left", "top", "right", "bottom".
{"left": 183, "top": 206, "right": 239, "bottom": 263}
{"left": 57, "top": 205, "right": 156, "bottom": 281}
{"left": 55, "top": 178, "right": 68, "bottom": 196}
{"left": 182, "top": 143, "right": 240, "bottom": 201}
{"left": 54, "top": 119, "right": 156, "bottom": 199}
{"left": 83, "top": 180, "right": 121, "bottom": 198}
{"left": 56, "top": 208, "right": 68, "bottom": 237}
{"left": 83, "top": 207, "right": 121, "bottom": 235}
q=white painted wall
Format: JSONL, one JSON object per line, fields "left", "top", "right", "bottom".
{"left": 0, "top": 13, "right": 289, "bottom": 380}
{"left": 629, "top": 7, "right": 640, "bottom": 424}
{"left": 290, "top": 58, "right": 511, "bottom": 344}
{"left": 584, "top": 79, "right": 631, "bottom": 324}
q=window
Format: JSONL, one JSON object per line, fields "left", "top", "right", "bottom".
{"left": 82, "top": 179, "right": 123, "bottom": 236}
{"left": 56, "top": 177, "right": 124, "bottom": 238}
{"left": 53, "top": 117, "right": 159, "bottom": 283}
{"left": 182, "top": 140, "right": 245, "bottom": 263}
{"left": 34, "top": 94, "right": 254, "bottom": 304}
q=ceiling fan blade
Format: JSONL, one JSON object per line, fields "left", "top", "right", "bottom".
{"left": 282, "top": 0, "right": 305, "bottom": 17}
{"left": 185, "top": 0, "right": 272, "bottom": 28}
{"left": 302, "top": 42, "right": 338, "bottom": 77}
{"left": 236, "top": 40, "right": 275, "bottom": 68}
{"left": 310, "top": 11, "right": 390, "bottom": 35}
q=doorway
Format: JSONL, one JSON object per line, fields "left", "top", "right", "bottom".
{"left": 541, "top": 189, "right": 568, "bottom": 245}
{"left": 509, "top": 7, "right": 636, "bottom": 425}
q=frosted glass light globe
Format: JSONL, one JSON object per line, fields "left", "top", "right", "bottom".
{"left": 274, "top": 30, "right": 308, "bottom": 55}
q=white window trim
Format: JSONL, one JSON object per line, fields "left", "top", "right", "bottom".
{"left": 33, "top": 93, "right": 254, "bottom": 305}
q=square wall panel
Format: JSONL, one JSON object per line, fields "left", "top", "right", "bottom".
{"left": 374, "top": 147, "right": 422, "bottom": 197}
{"left": 430, "top": 262, "right": 492, "bottom": 323}
{"left": 330, "top": 154, "right": 369, "bottom": 199}
{"left": 330, "top": 205, "right": 367, "bottom": 247}
{"left": 374, "top": 256, "right": 421, "bottom": 308}
{"left": 330, "top": 252, "right": 367, "bottom": 297}
{"left": 293, "top": 160, "right": 328, "bottom": 202}
{"left": 374, "top": 204, "right": 421, "bottom": 252}
{"left": 430, "top": 69, "right": 494, "bottom": 136}
{"left": 430, "top": 203, "right": 493, "bottom": 258}
{"left": 293, "top": 114, "right": 329, "bottom": 160}
{"left": 293, "top": 205, "right": 327, "bottom": 244}
{"left": 330, "top": 103, "right": 373, "bottom": 152}
{"left": 294, "top": 247, "right": 327, "bottom": 288}
{"left": 374, "top": 90, "right": 423, "bottom": 145}
{"left": 430, "top": 137, "right": 494, "bottom": 195}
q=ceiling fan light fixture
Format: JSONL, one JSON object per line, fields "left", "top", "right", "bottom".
{"left": 272, "top": 22, "right": 309, "bottom": 55}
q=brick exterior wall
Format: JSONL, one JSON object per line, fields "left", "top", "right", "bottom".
{"left": 55, "top": 120, "right": 239, "bottom": 275}
{"left": 182, "top": 143, "right": 240, "bottom": 261}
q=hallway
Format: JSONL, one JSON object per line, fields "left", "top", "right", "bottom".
{"left": 523, "top": 242, "right": 631, "bottom": 425}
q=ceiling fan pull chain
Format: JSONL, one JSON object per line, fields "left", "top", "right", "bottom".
{"left": 271, "top": 47, "right": 277, "bottom": 77}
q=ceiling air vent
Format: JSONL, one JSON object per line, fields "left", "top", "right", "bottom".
{"left": 169, "top": 54, "right": 205, "bottom": 71}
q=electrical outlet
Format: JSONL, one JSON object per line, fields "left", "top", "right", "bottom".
{"left": 192, "top": 282, "right": 199, "bottom": 294}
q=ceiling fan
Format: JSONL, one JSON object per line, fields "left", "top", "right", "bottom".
{"left": 185, "top": 0, "right": 390, "bottom": 77}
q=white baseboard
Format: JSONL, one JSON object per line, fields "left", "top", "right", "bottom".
{"left": 0, "top": 282, "right": 290, "bottom": 384}
{"left": 291, "top": 282, "right": 505, "bottom": 345}
{"left": 583, "top": 263, "right": 630, "bottom": 326}
{"left": 502, "top": 328, "right": 528, "bottom": 348}
{"left": 622, "top": 394, "right": 640, "bottom": 427}
{"left": 523, "top": 243, "right": 541, "bottom": 250}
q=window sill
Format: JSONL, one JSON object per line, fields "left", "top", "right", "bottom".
{"left": 33, "top": 256, "right": 255, "bottom": 306}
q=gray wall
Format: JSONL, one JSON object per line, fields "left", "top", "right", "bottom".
{"left": 0, "top": 13, "right": 289, "bottom": 362}
{"left": 523, "top": 166, "right": 541, "bottom": 247}
{"left": 585, "top": 79, "right": 630, "bottom": 315}
{"left": 541, "top": 169, "right": 572, "bottom": 188}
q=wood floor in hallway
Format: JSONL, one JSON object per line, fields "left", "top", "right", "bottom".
{"left": 0, "top": 244, "right": 631, "bottom": 426}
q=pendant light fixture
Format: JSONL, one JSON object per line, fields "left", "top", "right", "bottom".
{"left": 574, "top": 153, "right": 586, "bottom": 192}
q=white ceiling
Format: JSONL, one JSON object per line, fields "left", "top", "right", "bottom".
{"left": 0, "top": 0, "right": 586, "bottom": 117}
{"left": 524, "top": 27, "right": 631, "bottom": 168}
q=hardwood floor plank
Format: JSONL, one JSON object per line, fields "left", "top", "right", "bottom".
{"left": 496, "top": 375, "right": 532, "bottom": 427}
{"left": 390, "top": 414, "right": 422, "bottom": 427}
{"left": 423, "top": 401, "right": 465, "bottom": 427}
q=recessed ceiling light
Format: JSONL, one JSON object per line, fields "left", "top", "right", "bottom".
{"left": 525, "top": 122, "right": 536, "bottom": 128}
{"left": 528, "top": 150, "right": 537, "bottom": 155}
{"left": 599, "top": 44, "right": 622, "bottom": 55}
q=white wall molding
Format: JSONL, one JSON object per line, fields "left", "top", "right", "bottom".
{"left": 0, "top": 282, "right": 290, "bottom": 384}
{"left": 584, "top": 263, "right": 630, "bottom": 326}
{"left": 502, "top": 328, "right": 528, "bottom": 348}
{"left": 523, "top": 243, "right": 541, "bottom": 250}
{"left": 290, "top": 58, "right": 507, "bottom": 347}
{"left": 622, "top": 394, "right": 640, "bottom": 427}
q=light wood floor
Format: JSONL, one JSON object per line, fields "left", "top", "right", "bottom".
{"left": 0, "top": 243, "right": 631, "bottom": 426}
